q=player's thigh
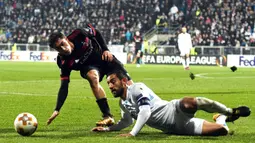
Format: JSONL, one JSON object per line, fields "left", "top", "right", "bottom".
{"left": 80, "top": 52, "right": 105, "bottom": 82}
{"left": 173, "top": 112, "right": 204, "bottom": 135}
{"left": 173, "top": 100, "right": 203, "bottom": 135}
{"left": 180, "top": 118, "right": 204, "bottom": 135}
{"left": 80, "top": 65, "right": 105, "bottom": 82}
{"left": 180, "top": 50, "right": 189, "bottom": 57}
{"left": 179, "top": 49, "right": 186, "bottom": 56}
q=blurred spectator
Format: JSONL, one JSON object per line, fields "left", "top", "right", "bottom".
{"left": 125, "top": 29, "right": 132, "bottom": 43}
{"left": 133, "top": 31, "right": 143, "bottom": 67}
{"left": 0, "top": 0, "right": 254, "bottom": 49}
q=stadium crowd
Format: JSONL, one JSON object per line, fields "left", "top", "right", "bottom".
{"left": 189, "top": 0, "right": 255, "bottom": 47}
{"left": 0, "top": 0, "right": 255, "bottom": 48}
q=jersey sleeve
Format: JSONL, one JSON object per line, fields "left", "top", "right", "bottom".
{"left": 75, "top": 24, "right": 96, "bottom": 39}
{"left": 82, "top": 24, "right": 110, "bottom": 52}
{"left": 67, "top": 29, "right": 82, "bottom": 41}
{"left": 131, "top": 84, "right": 151, "bottom": 106}
{"left": 108, "top": 100, "right": 134, "bottom": 131}
{"left": 129, "top": 84, "right": 152, "bottom": 136}
{"left": 56, "top": 55, "right": 71, "bottom": 80}
{"left": 130, "top": 105, "right": 151, "bottom": 136}
{"left": 177, "top": 34, "right": 181, "bottom": 45}
{"left": 188, "top": 33, "right": 193, "bottom": 48}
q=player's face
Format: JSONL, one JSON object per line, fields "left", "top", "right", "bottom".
{"left": 54, "top": 38, "right": 73, "bottom": 55}
{"left": 107, "top": 74, "right": 125, "bottom": 98}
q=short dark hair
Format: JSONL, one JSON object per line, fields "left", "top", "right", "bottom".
{"left": 107, "top": 70, "right": 128, "bottom": 80}
{"left": 48, "top": 32, "right": 65, "bottom": 49}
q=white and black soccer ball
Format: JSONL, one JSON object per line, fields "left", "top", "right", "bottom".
{"left": 14, "top": 112, "right": 38, "bottom": 136}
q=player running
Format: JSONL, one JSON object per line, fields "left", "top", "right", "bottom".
{"left": 177, "top": 27, "right": 192, "bottom": 70}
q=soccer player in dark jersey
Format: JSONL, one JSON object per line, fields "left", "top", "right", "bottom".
{"left": 133, "top": 31, "right": 143, "bottom": 67}
{"left": 47, "top": 24, "right": 133, "bottom": 127}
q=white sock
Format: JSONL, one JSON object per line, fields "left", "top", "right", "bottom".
{"left": 196, "top": 97, "right": 233, "bottom": 115}
{"left": 181, "top": 58, "right": 186, "bottom": 68}
{"left": 186, "top": 57, "right": 190, "bottom": 67}
{"left": 216, "top": 115, "right": 229, "bottom": 131}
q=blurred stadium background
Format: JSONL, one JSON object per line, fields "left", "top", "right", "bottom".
{"left": 0, "top": 0, "right": 255, "bottom": 66}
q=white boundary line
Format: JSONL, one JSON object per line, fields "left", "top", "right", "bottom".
{"left": 0, "top": 79, "right": 84, "bottom": 83}
{"left": 194, "top": 73, "right": 255, "bottom": 79}
{"left": 194, "top": 73, "right": 212, "bottom": 79}
{"left": 0, "top": 91, "right": 118, "bottom": 100}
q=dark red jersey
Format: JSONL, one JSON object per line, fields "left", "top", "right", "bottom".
{"left": 57, "top": 26, "right": 97, "bottom": 79}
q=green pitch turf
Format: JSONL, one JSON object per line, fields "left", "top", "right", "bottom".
{"left": 0, "top": 61, "right": 254, "bottom": 143}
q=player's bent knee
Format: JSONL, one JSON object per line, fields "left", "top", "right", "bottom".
{"left": 180, "top": 97, "right": 197, "bottom": 113}
{"left": 86, "top": 71, "right": 100, "bottom": 87}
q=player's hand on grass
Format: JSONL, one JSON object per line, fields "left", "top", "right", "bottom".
{"left": 47, "top": 110, "right": 59, "bottom": 125}
{"left": 102, "top": 51, "right": 113, "bottom": 62}
{"left": 116, "top": 133, "right": 133, "bottom": 137}
{"left": 91, "top": 126, "right": 108, "bottom": 132}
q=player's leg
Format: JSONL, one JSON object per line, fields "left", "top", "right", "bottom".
{"left": 172, "top": 99, "right": 228, "bottom": 136}
{"left": 80, "top": 67, "right": 114, "bottom": 126}
{"left": 185, "top": 53, "right": 190, "bottom": 70}
{"left": 180, "top": 49, "right": 186, "bottom": 69}
{"left": 179, "top": 97, "right": 251, "bottom": 121}
{"left": 180, "top": 97, "right": 232, "bottom": 114}
{"left": 201, "top": 119, "right": 229, "bottom": 136}
{"left": 135, "top": 48, "right": 140, "bottom": 67}
{"left": 180, "top": 117, "right": 229, "bottom": 136}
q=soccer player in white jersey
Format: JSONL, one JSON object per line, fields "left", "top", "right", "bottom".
{"left": 92, "top": 71, "right": 251, "bottom": 137}
{"left": 178, "top": 27, "right": 192, "bottom": 70}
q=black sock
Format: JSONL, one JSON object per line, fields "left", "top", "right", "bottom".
{"left": 96, "top": 98, "right": 113, "bottom": 118}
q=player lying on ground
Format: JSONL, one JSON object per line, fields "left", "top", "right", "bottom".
{"left": 92, "top": 70, "right": 251, "bottom": 137}
{"left": 47, "top": 24, "right": 133, "bottom": 127}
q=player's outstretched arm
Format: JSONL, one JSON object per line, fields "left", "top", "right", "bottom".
{"left": 128, "top": 105, "right": 151, "bottom": 136}
{"left": 91, "top": 116, "right": 133, "bottom": 133}
{"left": 47, "top": 79, "right": 70, "bottom": 125}
{"left": 101, "top": 105, "right": 151, "bottom": 137}
{"left": 92, "top": 107, "right": 134, "bottom": 132}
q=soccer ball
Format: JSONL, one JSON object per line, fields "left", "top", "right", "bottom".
{"left": 14, "top": 112, "right": 38, "bottom": 136}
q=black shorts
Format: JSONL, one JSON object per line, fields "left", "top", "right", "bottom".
{"left": 79, "top": 51, "right": 131, "bottom": 82}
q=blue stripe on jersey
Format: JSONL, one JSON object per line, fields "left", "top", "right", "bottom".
{"left": 138, "top": 97, "right": 150, "bottom": 106}
{"left": 136, "top": 94, "right": 143, "bottom": 101}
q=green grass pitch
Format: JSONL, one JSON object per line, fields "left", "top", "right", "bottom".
{"left": 0, "top": 61, "right": 254, "bottom": 143}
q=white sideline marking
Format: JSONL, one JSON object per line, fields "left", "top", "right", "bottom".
{"left": 0, "top": 92, "right": 43, "bottom": 96}
{"left": 0, "top": 79, "right": 83, "bottom": 84}
{"left": 194, "top": 73, "right": 255, "bottom": 79}
{"left": 0, "top": 91, "right": 117, "bottom": 100}
{"left": 194, "top": 73, "right": 213, "bottom": 79}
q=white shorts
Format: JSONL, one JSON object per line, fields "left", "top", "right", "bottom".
{"left": 179, "top": 48, "right": 191, "bottom": 56}
{"left": 169, "top": 99, "right": 204, "bottom": 135}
